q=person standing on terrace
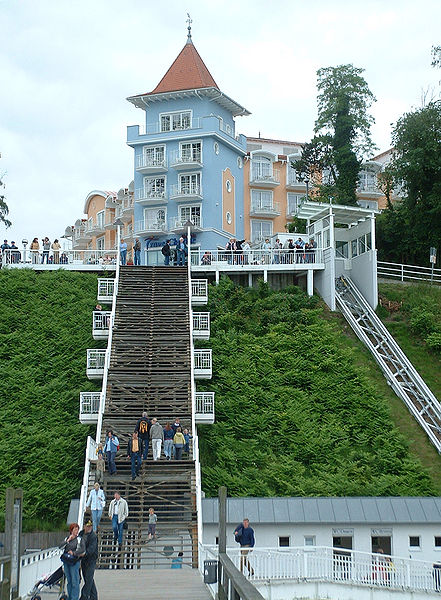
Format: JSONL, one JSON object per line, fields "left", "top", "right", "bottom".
{"left": 133, "top": 238, "right": 141, "bottom": 266}
{"left": 30, "top": 237, "right": 40, "bottom": 264}
{"left": 120, "top": 238, "right": 127, "bottom": 266}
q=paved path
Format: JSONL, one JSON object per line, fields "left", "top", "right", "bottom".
{"left": 94, "top": 568, "right": 211, "bottom": 599}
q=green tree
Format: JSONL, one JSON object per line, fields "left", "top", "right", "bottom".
{"left": 377, "top": 101, "right": 441, "bottom": 265}
{"left": 0, "top": 170, "right": 11, "bottom": 228}
{"left": 295, "top": 64, "right": 376, "bottom": 205}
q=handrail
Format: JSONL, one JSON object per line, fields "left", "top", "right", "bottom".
{"left": 378, "top": 260, "right": 441, "bottom": 284}
{"left": 218, "top": 552, "right": 265, "bottom": 600}
{"left": 78, "top": 228, "right": 121, "bottom": 525}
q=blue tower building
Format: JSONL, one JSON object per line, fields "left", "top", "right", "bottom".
{"left": 126, "top": 24, "right": 250, "bottom": 265}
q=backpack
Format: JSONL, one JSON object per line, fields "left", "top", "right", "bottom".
{"left": 139, "top": 419, "right": 149, "bottom": 435}
{"left": 161, "top": 244, "right": 168, "bottom": 256}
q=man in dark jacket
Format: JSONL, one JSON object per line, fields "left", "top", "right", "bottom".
{"left": 135, "top": 412, "right": 151, "bottom": 462}
{"left": 127, "top": 432, "right": 142, "bottom": 480}
{"left": 234, "top": 518, "right": 255, "bottom": 575}
{"left": 79, "top": 520, "right": 98, "bottom": 600}
{"left": 161, "top": 240, "right": 171, "bottom": 266}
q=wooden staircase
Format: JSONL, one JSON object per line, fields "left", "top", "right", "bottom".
{"left": 89, "top": 266, "right": 198, "bottom": 569}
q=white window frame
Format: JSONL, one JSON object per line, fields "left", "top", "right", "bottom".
{"left": 179, "top": 203, "right": 202, "bottom": 227}
{"left": 251, "top": 154, "right": 273, "bottom": 180}
{"left": 278, "top": 536, "right": 290, "bottom": 548}
{"left": 304, "top": 535, "right": 316, "bottom": 547}
{"left": 96, "top": 210, "right": 105, "bottom": 228}
{"left": 143, "top": 144, "right": 165, "bottom": 165}
{"left": 250, "top": 219, "right": 273, "bottom": 243}
{"left": 287, "top": 193, "right": 302, "bottom": 215}
{"left": 96, "top": 235, "right": 105, "bottom": 251}
{"left": 409, "top": 535, "right": 421, "bottom": 550}
{"left": 178, "top": 172, "right": 201, "bottom": 194}
{"left": 143, "top": 175, "right": 166, "bottom": 197}
{"left": 144, "top": 207, "right": 167, "bottom": 228}
{"left": 251, "top": 190, "right": 273, "bottom": 210}
{"left": 179, "top": 139, "right": 202, "bottom": 163}
{"left": 159, "top": 110, "right": 192, "bottom": 132}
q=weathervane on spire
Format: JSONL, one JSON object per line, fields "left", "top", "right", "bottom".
{"left": 186, "top": 13, "right": 193, "bottom": 43}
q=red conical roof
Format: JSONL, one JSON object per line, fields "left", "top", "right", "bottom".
{"left": 148, "top": 41, "right": 218, "bottom": 95}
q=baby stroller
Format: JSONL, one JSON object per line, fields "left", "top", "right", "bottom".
{"left": 29, "top": 565, "right": 67, "bottom": 600}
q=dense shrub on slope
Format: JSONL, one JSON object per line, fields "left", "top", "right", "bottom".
{"left": 0, "top": 270, "right": 101, "bottom": 527}
{"left": 198, "top": 278, "right": 435, "bottom": 497}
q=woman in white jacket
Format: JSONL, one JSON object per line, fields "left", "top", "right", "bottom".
{"left": 86, "top": 483, "right": 106, "bottom": 532}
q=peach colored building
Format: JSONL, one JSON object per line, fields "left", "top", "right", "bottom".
{"left": 69, "top": 184, "right": 134, "bottom": 254}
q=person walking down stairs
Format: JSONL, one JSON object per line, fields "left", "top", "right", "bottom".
{"left": 108, "top": 492, "right": 128, "bottom": 546}
{"left": 127, "top": 432, "right": 142, "bottom": 480}
{"left": 134, "top": 411, "right": 151, "bottom": 462}
{"left": 150, "top": 418, "right": 164, "bottom": 461}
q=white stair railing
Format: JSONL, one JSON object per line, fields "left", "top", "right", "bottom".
{"left": 78, "top": 228, "right": 121, "bottom": 526}
{"left": 336, "top": 275, "right": 441, "bottom": 452}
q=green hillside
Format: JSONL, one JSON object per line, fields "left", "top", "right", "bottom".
{"left": 197, "top": 278, "right": 439, "bottom": 497}
{"left": 0, "top": 270, "right": 102, "bottom": 530}
{"left": 1, "top": 271, "right": 440, "bottom": 530}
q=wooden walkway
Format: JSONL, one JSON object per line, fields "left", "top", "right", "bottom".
{"left": 94, "top": 568, "right": 211, "bottom": 599}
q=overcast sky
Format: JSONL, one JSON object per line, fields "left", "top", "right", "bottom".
{"left": 1, "top": 0, "right": 440, "bottom": 247}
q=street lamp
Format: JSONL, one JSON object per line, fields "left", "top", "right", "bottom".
{"left": 22, "top": 238, "right": 28, "bottom": 263}
{"left": 113, "top": 218, "right": 124, "bottom": 269}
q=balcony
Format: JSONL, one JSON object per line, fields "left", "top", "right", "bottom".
{"left": 193, "top": 312, "right": 210, "bottom": 340}
{"left": 250, "top": 201, "right": 281, "bottom": 217}
{"left": 134, "top": 219, "right": 168, "bottom": 235}
{"left": 191, "top": 279, "right": 208, "bottom": 305}
{"left": 86, "top": 349, "right": 106, "bottom": 379}
{"left": 357, "top": 182, "right": 382, "bottom": 196}
{"left": 121, "top": 196, "right": 134, "bottom": 222}
{"left": 79, "top": 392, "right": 101, "bottom": 424}
{"left": 135, "top": 187, "right": 167, "bottom": 206}
{"left": 286, "top": 170, "right": 307, "bottom": 190}
{"left": 92, "top": 311, "right": 111, "bottom": 340}
{"left": 170, "top": 150, "right": 203, "bottom": 170}
{"left": 86, "top": 219, "right": 106, "bottom": 236}
{"left": 97, "top": 278, "right": 115, "bottom": 302}
{"left": 170, "top": 217, "right": 203, "bottom": 233}
{"left": 170, "top": 184, "right": 203, "bottom": 201}
{"left": 136, "top": 154, "right": 167, "bottom": 174}
{"left": 250, "top": 167, "right": 280, "bottom": 188}
{"left": 195, "top": 392, "right": 215, "bottom": 424}
{"left": 194, "top": 349, "right": 212, "bottom": 379}
{"left": 73, "top": 227, "right": 92, "bottom": 245}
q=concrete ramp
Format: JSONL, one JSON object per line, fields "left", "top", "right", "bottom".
{"left": 94, "top": 568, "right": 210, "bottom": 600}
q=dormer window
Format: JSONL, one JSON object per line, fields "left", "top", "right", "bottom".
{"left": 160, "top": 111, "right": 191, "bottom": 132}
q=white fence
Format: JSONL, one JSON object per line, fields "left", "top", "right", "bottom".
{"left": 194, "top": 349, "right": 212, "bottom": 378}
{"left": 378, "top": 260, "right": 441, "bottom": 285}
{"left": 202, "top": 546, "right": 441, "bottom": 594}
{"left": 19, "top": 547, "right": 62, "bottom": 599}
{"left": 79, "top": 392, "right": 101, "bottom": 422}
{"left": 195, "top": 392, "right": 215, "bottom": 423}
{"left": 193, "top": 312, "right": 210, "bottom": 339}
{"left": 191, "top": 279, "right": 208, "bottom": 304}
{"left": 92, "top": 311, "right": 111, "bottom": 334}
{"left": 190, "top": 248, "right": 323, "bottom": 267}
{"left": 97, "top": 278, "right": 115, "bottom": 301}
{"left": 2, "top": 249, "right": 117, "bottom": 268}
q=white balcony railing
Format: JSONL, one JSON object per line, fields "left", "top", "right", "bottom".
{"left": 193, "top": 312, "right": 210, "bottom": 340}
{"left": 169, "top": 149, "right": 203, "bottom": 167}
{"left": 171, "top": 216, "right": 202, "bottom": 230}
{"left": 141, "top": 117, "right": 202, "bottom": 135}
{"left": 194, "top": 349, "right": 212, "bottom": 379}
{"left": 134, "top": 220, "right": 168, "bottom": 234}
{"left": 136, "top": 155, "right": 167, "bottom": 171}
{"left": 195, "top": 392, "right": 215, "bottom": 424}
{"left": 287, "top": 170, "right": 306, "bottom": 186}
{"left": 92, "top": 311, "right": 111, "bottom": 339}
{"left": 219, "top": 546, "right": 441, "bottom": 594}
{"left": 250, "top": 167, "right": 280, "bottom": 185}
{"left": 250, "top": 201, "right": 280, "bottom": 216}
{"left": 86, "top": 349, "right": 106, "bottom": 379}
{"left": 190, "top": 248, "right": 323, "bottom": 267}
{"left": 97, "top": 278, "right": 115, "bottom": 302}
{"left": 170, "top": 184, "right": 203, "bottom": 199}
{"left": 79, "top": 392, "right": 101, "bottom": 423}
{"left": 2, "top": 249, "right": 117, "bottom": 268}
{"left": 135, "top": 187, "right": 166, "bottom": 202}
{"left": 358, "top": 182, "right": 381, "bottom": 193}
{"left": 191, "top": 279, "right": 208, "bottom": 304}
